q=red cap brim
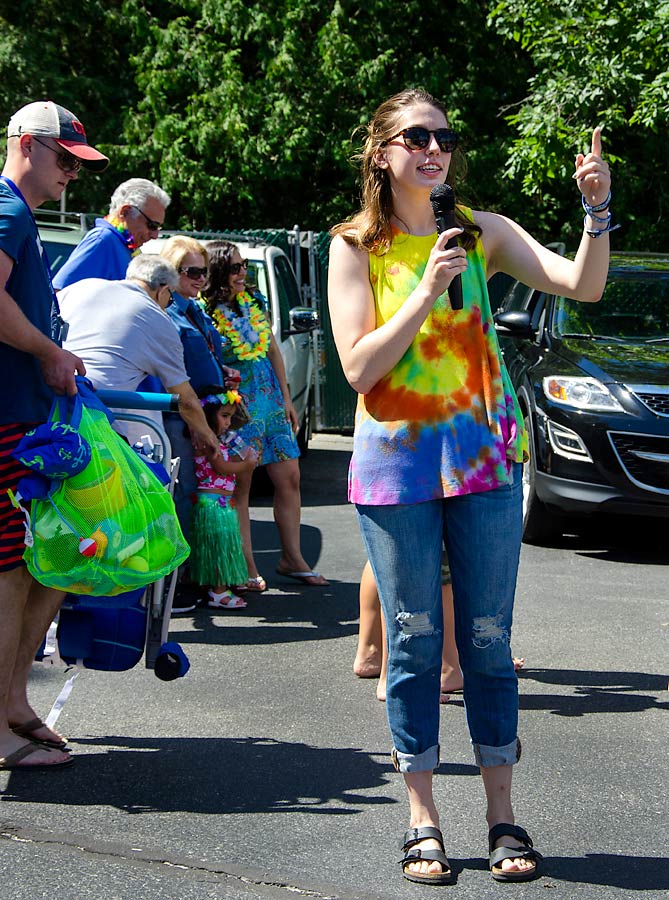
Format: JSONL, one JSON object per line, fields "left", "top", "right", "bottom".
{"left": 54, "top": 138, "right": 109, "bottom": 172}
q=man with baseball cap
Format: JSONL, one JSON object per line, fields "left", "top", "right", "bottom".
{"left": 0, "top": 100, "right": 107, "bottom": 771}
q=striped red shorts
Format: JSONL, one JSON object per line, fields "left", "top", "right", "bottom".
{"left": 0, "top": 423, "right": 35, "bottom": 571}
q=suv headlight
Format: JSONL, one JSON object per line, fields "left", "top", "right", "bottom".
{"left": 542, "top": 376, "right": 625, "bottom": 412}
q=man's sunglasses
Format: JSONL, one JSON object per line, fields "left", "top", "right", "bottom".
{"left": 230, "top": 259, "right": 249, "bottom": 275}
{"left": 133, "top": 206, "right": 163, "bottom": 231}
{"left": 32, "top": 136, "right": 82, "bottom": 173}
{"left": 179, "top": 266, "right": 208, "bottom": 279}
{"left": 383, "top": 127, "right": 458, "bottom": 153}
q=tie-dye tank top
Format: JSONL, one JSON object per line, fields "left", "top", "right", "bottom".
{"left": 349, "top": 216, "right": 527, "bottom": 505}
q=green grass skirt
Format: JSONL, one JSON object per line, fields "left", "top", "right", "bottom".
{"left": 189, "top": 493, "right": 248, "bottom": 587}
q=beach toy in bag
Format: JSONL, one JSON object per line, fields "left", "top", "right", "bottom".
{"left": 10, "top": 389, "right": 189, "bottom": 596}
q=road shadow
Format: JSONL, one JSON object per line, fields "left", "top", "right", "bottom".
{"left": 535, "top": 514, "right": 668, "bottom": 564}
{"left": 517, "top": 667, "right": 669, "bottom": 717}
{"left": 543, "top": 853, "right": 669, "bottom": 891}
{"left": 443, "top": 668, "right": 669, "bottom": 717}
{"left": 0, "top": 735, "right": 467, "bottom": 813}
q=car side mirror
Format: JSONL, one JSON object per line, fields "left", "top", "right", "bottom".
{"left": 288, "top": 307, "right": 319, "bottom": 334}
{"left": 494, "top": 310, "right": 536, "bottom": 339}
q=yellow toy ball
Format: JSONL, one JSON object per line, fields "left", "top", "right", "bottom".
{"left": 121, "top": 555, "right": 149, "bottom": 573}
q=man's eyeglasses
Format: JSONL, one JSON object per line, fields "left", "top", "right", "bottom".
{"left": 160, "top": 286, "right": 175, "bottom": 306}
{"left": 229, "top": 259, "right": 249, "bottom": 275}
{"left": 382, "top": 127, "right": 458, "bottom": 154}
{"left": 133, "top": 206, "right": 163, "bottom": 232}
{"left": 32, "top": 136, "right": 82, "bottom": 173}
{"left": 178, "top": 266, "right": 208, "bottom": 279}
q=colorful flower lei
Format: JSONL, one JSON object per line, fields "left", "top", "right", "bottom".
{"left": 105, "top": 215, "right": 139, "bottom": 253}
{"left": 199, "top": 390, "right": 242, "bottom": 407}
{"left": 211, "top": 292, "right": 271, "bottom": 361}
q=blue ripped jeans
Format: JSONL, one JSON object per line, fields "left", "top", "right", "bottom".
{"left": 356, "top": 464, "right": 523, "bottom": 773}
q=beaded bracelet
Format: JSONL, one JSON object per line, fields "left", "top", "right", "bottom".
{"left": 581, "top": 191, "right": 611, "bottom": 215}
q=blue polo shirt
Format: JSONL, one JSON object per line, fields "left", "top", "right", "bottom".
{"left": 53, "top": 218, "right": 132, "bottom": 289}
{"left": 166, "top": 293, "right": 227, "bottom": 391}
{"left": 0, "top": 182, "right": 56, "bottom": 424}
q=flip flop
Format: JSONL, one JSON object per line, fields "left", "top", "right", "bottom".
{"left": 10, "top": 717, "right": 67, "bottom": 750}
{"left": 275, "top": 569, "right": 328, "bottom": 586}
{"left": 207, "top": 590, "right": 247, "bottom": 609}
{"left": 0, "top": 743, "right": 73, "bottom": 771}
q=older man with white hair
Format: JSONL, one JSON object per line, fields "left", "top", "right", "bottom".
{"left": 59, "top": 254, "right": 218, "bottom": 454}
{"left": 54, "top": 177, "right": 170, "bottom": 289}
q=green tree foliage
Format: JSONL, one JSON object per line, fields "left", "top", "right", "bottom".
{"left": 0, "top": 0, "right": 138, "bottom": 210}
{"left": 119, "top": 0, "right": 532, "bottom": 230}
{"left": 2, "top": 1, "right": 667, "bottom": 247}
{"left": 489, "top": 0, "right": 669, "bottom": 246}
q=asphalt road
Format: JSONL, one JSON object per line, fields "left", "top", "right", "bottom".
{"left": 1, "top": 434, "right": 667, "bottom": 900}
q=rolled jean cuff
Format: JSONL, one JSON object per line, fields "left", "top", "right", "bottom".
{"left": 473, "top": 737, "right": 522, "bottom": 768}
{"left": 392, "top": 743, "right": 440, "bottom": 774}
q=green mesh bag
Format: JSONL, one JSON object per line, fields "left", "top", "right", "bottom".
{"left": 24, "top": 393, "right": 189, "bottom": 596}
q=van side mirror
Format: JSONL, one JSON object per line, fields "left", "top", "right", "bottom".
{"left": 288, "top": 307, "right": 319, "bottom": 334}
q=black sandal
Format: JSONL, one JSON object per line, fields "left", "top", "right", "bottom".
{"left": 488, "top": 823, "right": 542, "bottom": 883}
{"left": 400, "top": 826, "right": 453, "bottom": 886}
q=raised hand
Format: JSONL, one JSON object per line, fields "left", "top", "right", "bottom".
{"left": 574, "top": 127, "right": 611, "bottom": 208}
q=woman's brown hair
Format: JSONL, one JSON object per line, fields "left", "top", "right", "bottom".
{"left": 331, "top": 87, "right": 481, "bottom": 254}
{"left": 201, "top": 240, "right": 238, "bottom": 315}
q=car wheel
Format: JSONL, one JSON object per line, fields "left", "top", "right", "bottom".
{"left": 522, "top": 415, "right": 563, "bottom": 545}
{"left": 296, "top": 389, "right": 314, "bottom": 457}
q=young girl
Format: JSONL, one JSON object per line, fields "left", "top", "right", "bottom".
{"left": 189, "top": 386, "right": 257, "bottom": 609}
{"left": 328, "top": 88, "right": 611, "bottom": 885}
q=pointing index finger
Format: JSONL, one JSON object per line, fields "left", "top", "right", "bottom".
{"left": 591, "top": 126, "right": 602, "bottom": 158}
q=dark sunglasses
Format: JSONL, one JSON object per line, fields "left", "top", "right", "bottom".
{"left": 179, "top": 266, "right": 208, "bottom": 279}
{"left": 161, "top": 286, "right": 175, "bottom": 306}
{"left": 229, "top": 259, "right": 249, "bottom": 275}
{"left": 133, "top": 206, "right": 163, "bottom": 231}
{"left": 383, "top": 127, "right": 458, "bottom": 153}
{"left": 32, "top": 136, "right": 82, "bottom": 173}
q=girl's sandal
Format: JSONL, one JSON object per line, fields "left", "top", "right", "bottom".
{"left": 488, "top": 823, "right": 542, "bottom": 882}
{"left": 399, "top": 826, "right": 453, "bottom": 885}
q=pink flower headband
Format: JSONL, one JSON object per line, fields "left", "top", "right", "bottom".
{"left": 199, "top": 390, "right": 242, "bottom": 407}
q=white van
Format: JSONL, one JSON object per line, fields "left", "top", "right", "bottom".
{"left": 143, "top": 236, "right": 319, "bottom": 453}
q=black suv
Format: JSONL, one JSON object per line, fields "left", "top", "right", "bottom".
{"left": 494, "top": 252, "right": 669, "bottom": 543}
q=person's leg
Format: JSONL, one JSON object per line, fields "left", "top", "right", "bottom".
{"left": 353, "top": 560, "right": 383, "bottom": 677}
{"left": 267, "top": 458, "right": 327, "bottom": 585}
{"left": 164, "top": 416, "right": 196, "bottom": 543}
{"left": 233, "top": 466, "right": 264, "bottom": 586}
{"left": 379, "top": 584, "right": 458, "bottom": 703}
{"left": 440, "top": 583, "right": 462, "bottom": 695}
{"left": 0, "top": 568, "right": 70, "bottom": 764}
{"left": 444, "top": 464, "right": 536, "bottom": 876}
{"left": 357, "top": 501, "right": 446, "bottom": 879}
{"left": 480, "top": 764, "right": 537, "bottom": 876}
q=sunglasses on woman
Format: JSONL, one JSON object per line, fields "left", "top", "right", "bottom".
{"left": 32, "top": 136, "right": 82, "bottom": 173}
{"left": 229, "top": 259, "right": 249, "bottom": 275}
{"left": 383, "top": 127, "right": 458, "bottom": 153}
{"left": 179, "top": 266, "right": 208, "bottom": 279}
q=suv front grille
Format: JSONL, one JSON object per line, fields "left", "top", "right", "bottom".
{"left": 636, "top": 392, "right": 669, "bottom": 416}
{"left": 627, "top": 385, "right": 669, "bottom": 417}
{"left": 608, "top": 432, "right": 669, "bottom": 494}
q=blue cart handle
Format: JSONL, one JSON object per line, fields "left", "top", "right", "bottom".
{"left": 95, "top": 390, "right": 180, "bottom": 413}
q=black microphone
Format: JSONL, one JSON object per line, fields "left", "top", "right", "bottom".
{"left": 429, "top": 184, "right": 463, "bottom": 310}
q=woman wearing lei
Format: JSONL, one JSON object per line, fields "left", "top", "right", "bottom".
{"left": 205, "top": 241, "right": 328, "bottom": 591}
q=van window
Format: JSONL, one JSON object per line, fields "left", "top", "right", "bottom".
{"left": 274, "top": 255, "right": 301, "bottom": 334}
